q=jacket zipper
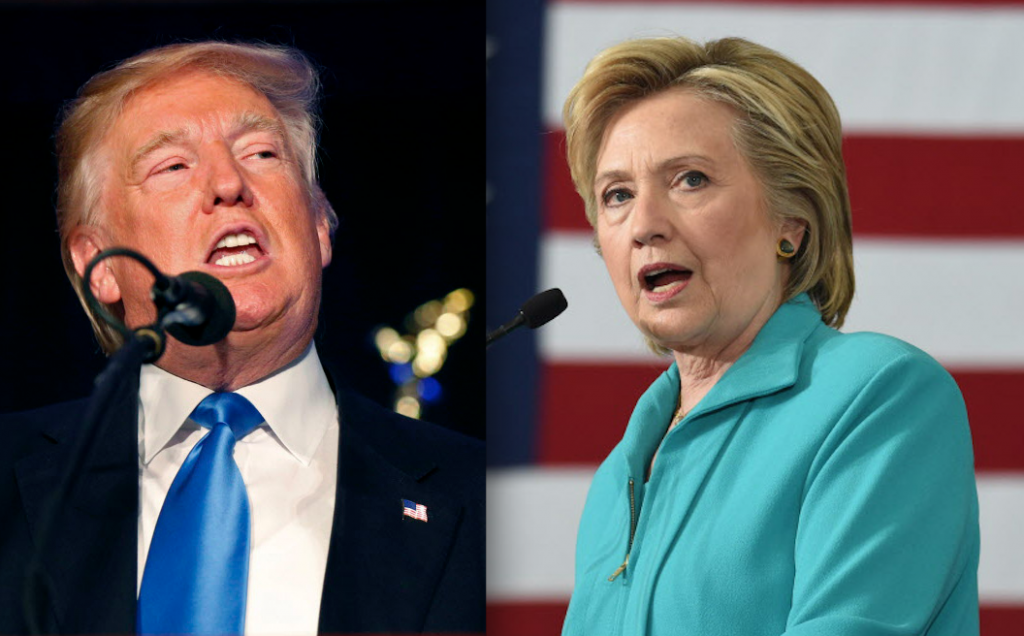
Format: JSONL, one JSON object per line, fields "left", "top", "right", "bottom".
{"left": 608, "top": 478, "right": 637, "bottom": 581}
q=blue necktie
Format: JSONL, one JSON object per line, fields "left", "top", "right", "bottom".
{"left": 138, "top": 392, "right": 265, "bottom": 635}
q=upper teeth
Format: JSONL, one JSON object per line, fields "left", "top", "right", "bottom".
{"left": 646, "top": 268, "right": 672, "bottom": 277}
{"left": 216, "top": 232, "right": 257, "bottom": 249}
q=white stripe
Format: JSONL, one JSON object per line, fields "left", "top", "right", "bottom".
{"left": 539, "top": 232, "right": 1024, "bottom": 368}
{"left": 978, "top": 473, "right": 1024, "bottom": 601}
{"left": 544, "top": 2, "right": 1024, "bottom": 133}
{"left": 487, "top": 468, "right": 1024, "bottom": 601}
{"left": 487, "top": 467, "right": 594, "bottom": 600}
{"left": 538, "top": 232, "right": 659, "bottom": 362}
{"left": 843, "top": 239, "right": 1024, "bottom": 369}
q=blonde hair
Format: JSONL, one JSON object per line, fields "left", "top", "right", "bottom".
{"left": 563, "top": 36, "right": 854, "bottom": 328}
{"left": 56, "top": 40, "right": 337, "bottom": 353}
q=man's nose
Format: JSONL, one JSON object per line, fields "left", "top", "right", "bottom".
{"left": 201, "top": 145, "right": 254, "bottom": 213}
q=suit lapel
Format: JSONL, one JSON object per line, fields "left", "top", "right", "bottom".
{"left": 15, "top": 374, "right": 138, "bottom": 633}
{"left": 318, "top": 388, "right": 463, "bottom": 633}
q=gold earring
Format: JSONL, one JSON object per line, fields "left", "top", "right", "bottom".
{"left": 776, "top": 239, "right": 796, "bottom": 260}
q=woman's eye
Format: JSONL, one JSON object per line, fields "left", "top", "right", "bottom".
{"left": 679, "top": 171, "right": 708, "bottom": 189}
{"left": 603, "top": 188, "right": 633, "bottom": 206}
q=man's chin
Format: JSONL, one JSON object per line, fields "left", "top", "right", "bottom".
{"left": 224, "top": 308, "right": 314, "bottom": 347}
{"left": 227, "top": 289, "right": 284, "bottom": 329}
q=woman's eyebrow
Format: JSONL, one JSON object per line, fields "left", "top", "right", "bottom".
{"left": 655, "top": 154, "right": 714, "bottom": 171}
{"left": 595, "top": 154, "right": 715, "bottom": 187}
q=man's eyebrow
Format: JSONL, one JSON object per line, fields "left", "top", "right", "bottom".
{"left": 129, "top": 127, "right": 193, "bottom": 176}
{"left": 231, "top": 111, "right": 288, "bottom": 144}
{"left": 128, "top": 113, "right": 288, "bottom": 176}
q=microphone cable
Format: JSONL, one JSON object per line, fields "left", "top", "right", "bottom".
{"left": 81, "top": 247, "right": 170, "bottom": 362}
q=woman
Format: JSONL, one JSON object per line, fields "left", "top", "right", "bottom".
{"left": 560, "top": 37, "right": 978, "bottom": 635}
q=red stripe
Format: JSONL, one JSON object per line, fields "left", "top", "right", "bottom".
{"left": 542, "top": 130, "right": 1024, "bottom": 237}
{"left": 487, "top": 601, "right": 1024, "bottom": 634}
{"left": 488, "top": 601, "right": 567, "bottom": 636}
{"left": 542, "top": 131, "right": 587, "bottom": 232}
{"left": 538, "top": 363, "right": 1024, "bottom": 470}
{"left": 953, "top": 371, "right": 1024, "bottom": 471}
{"left": 982, "top": 606, "right": 1024, "bottom": 632}
{"left": 844, "top": 136, "right": 1024, "bottom": 237}
{"left": 537, "top": 362, "right": 666, "bottom": 464}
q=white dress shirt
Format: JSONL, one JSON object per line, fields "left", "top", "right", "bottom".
{"left": 137, "top": 343, "right": 338, "bottom": 635}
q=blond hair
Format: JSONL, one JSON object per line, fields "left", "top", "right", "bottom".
{"left": 563, "top": 36, "right": 854, "bottom": 328}
{"left": 56, "top": 40, "right": 337, "bottom": 353}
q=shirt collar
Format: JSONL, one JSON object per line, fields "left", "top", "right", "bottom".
{"left": 138, "top": 342, "right": 336, "bottom": 466}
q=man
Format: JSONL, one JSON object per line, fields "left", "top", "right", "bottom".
{"left": 0, "top": 41, "right": 483, "bottom": 634}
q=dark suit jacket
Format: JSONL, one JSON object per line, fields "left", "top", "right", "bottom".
{"left": 0, "top": 372, "right": 484, "bottom": 634}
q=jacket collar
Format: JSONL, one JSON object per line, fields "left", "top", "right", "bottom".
{"left": 333, "top": 384, "right": 439, "bottom": 482}
{"left": 687, "top": 293, "right": 820, "bottom": 419}
{"left": 619, "top": 294, "right": 822, "bottom": 479}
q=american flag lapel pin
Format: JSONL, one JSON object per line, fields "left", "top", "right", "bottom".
{"left": 402, "top": 499, "right": 429, "bottom": 522}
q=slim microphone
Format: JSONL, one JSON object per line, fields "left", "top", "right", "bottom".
{"left": 151, "top": 271, "right": 236, "bottom": 346}
{"left": 487, "top": 288, "right": 568, "bottom": 347}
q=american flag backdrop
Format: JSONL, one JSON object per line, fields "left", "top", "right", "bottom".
{"left": 486, "top": 0, "right": 1024, "bottom": 634}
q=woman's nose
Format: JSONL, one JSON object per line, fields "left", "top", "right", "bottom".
{"left": 631, "top": 192, "right": 674, "bottom": 247}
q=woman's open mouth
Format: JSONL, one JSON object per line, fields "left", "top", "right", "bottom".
{"left": 639, "top": 264, "right": 692, "bottom": 302}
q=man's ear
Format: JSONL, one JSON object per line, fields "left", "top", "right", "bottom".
{"left": 315, "top": 192, "right": 334, "bottom": 269}
{"left": 317, "top": 213, "right": 333, "bottom": 269}
{"left": 69, "top": 227, "right": 122, "bottom": 304}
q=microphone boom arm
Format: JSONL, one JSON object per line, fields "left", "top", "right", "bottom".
{"left": 486, "top": 288, "right": 567, "bottom": 348}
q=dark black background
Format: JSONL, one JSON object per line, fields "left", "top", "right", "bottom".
{"left": 0, "top": 1, "right": 483, "bottom": 438}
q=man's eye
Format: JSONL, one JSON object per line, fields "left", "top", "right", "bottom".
{"left": 246, "top": 149, "right": 278, "bottom": 160}
{"left": 603, "top": 189, "right": 633, "bottom": 206}
{"left": 679, "top": 171, "right": 708, "bottom": 189}
{"left": 162, "top": 162, "right": 187, "bottom": 173}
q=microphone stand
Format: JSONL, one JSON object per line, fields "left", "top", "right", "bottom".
{"left": 23, "top": 249, "right": 170, "bottom": 633}
{"left": 23, "top": 328, "right": 163, "bottom": 633}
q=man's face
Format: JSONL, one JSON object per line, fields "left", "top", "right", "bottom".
{"left": 78, "top": 69, "right": 332, "bottom": 353}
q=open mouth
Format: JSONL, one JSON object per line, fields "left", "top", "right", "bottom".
{"left": 207, "top": 230, "right": 267, "bottom": 267}
{"left": 640, "top": 265, "right": 692, "bottom": 293}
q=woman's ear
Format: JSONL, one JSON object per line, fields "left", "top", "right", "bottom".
{"left": 780, "top": 217, "right": 809, "bottom": 253}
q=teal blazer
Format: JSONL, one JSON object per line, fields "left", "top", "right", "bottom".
{"left": 562, "top": 295, "right": 979, "bottom": 636}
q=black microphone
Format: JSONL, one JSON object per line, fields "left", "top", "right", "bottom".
{"left": 151, "top": 271, "right": 236, "bottom": 346}
{"left": 487, "top": 288, "right": 568, "bottom": 347}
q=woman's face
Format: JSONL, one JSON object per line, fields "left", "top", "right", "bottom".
{"left": 593, "top": 87, "right": 802, "bottom": 357}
